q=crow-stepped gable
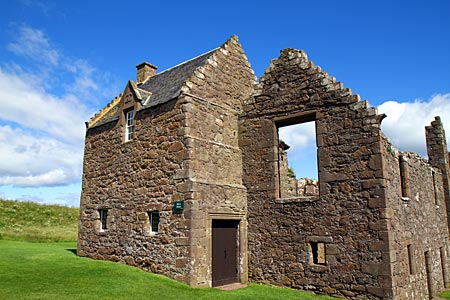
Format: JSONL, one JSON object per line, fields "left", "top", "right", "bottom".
{"left": 78, "top": 35, "right": 450, "bottom": 300}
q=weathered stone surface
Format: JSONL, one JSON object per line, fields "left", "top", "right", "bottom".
{"left": 78, "top": 37, "right": 450, "bottom": 300}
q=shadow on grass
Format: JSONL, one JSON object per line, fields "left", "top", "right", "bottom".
{"left": 67, "top": 248, "right": 77, "bottom": 255}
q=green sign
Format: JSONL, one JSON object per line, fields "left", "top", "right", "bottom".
{"left": 173, "top": 201, "right": 184, "bottom": 211}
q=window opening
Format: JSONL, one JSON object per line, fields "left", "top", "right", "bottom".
{"left": 425, "top": 251, "right": 433, "bottom": 300}
{"left": 440, "top": 247, "right": 447, "bottom": 287}
{"left": 432, "top": 170, "right": 439, "bottom": 205}
{"left": 278, "top": 120, "right": 318, "bottom": 199}
{"left": 407, "top": 244, "right": 415, "bottom": 275}
{"left": 148, "top": 211, "right": 160, "bottom": 234}
{"left": 99, "top": 209, "right": 108, "bottom": 231}
{"left": 125, "top": 110, "right": 135, "bottom": 141}
{"left": 399, "top": 155, "right": 410, "bottom": 198}
{"left": 311, "top": 242, "right": 326, "bottom": 265}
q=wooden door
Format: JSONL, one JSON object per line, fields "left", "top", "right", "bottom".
{"left": 212, "top": 220, "right": 239, "bottom": 287}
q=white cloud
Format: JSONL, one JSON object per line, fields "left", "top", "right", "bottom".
{"left": 0, "top": 24, "right": 119, "bottom": 191}
{"left": 378, "top": 93, "right": 450, "bottom": 157}
{"left": 279, "top": 122, "right": 316, "bottom": 150}
{"left": 0, "top": 125, "right": 83, "bottom": 187}
{"left": 7, "top": 25, "right": 59, "bottom": 66}
{"left": 0, "top": 68, "right": 90, "bottom": 144}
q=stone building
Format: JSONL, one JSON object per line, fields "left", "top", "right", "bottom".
{"left": 78, "top": 35, "right": 450, "bottom": 299}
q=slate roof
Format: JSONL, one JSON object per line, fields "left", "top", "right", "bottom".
{"left": 88, "top": 48, "right": 217, "bottom": 128}
{"left": 139, "top": 48, "right": 217, "bottom": 108}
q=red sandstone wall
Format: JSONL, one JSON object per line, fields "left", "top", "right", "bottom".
{"left": 78, "top": 98, "right": 192, "bottom": 283}
{"left": 240, "top": 48, "right": 391, "bottom": 299}
{"left": 382, "top": 136, "right": 450, "bottom": 299}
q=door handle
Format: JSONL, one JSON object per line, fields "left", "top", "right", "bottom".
{"left": 224, "top": 250, "right": 227, "bottom": 259}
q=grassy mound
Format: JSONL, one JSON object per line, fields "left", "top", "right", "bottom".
{"left": 0, "top": 199, "right": 79, "bottom": 242}
{"left": 0, "top": 240, "right": 338, "bottom": 300}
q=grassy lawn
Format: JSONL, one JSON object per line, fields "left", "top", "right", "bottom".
{"left": 0, "top": 240, "right": 338, "bottom": 300}
{"left": 440, "top": 290, "right": 450, "bottom": 299}
{"left": 0, "top": 199, "right": 79, "bottom": 242}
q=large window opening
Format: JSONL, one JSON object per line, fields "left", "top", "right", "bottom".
{"left": 277, "top": 119, "right": 318, "bottom": 199}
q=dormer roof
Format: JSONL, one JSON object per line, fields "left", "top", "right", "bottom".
{"left": 87, "top": 48, "right": 217, "bottom": 128}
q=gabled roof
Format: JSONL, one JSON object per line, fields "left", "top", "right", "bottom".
{"left": 88, "top": 48, "right": 217, "bottom": 128}
{"left": 138, "top": 49, "right": 216, "bottom": 108}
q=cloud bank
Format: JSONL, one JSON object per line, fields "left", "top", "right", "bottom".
{"left": 0, "top": 24, "right": 117, "bottom": 192}
{"left": 378, "top": 93, "right": 450, "bottom": 157}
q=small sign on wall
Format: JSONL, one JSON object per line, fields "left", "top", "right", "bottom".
{"left": 173, "top": 201, "right": 185, "bottom": 211}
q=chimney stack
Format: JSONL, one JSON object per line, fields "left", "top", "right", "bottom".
{"left": 136, "top": 62, "right": 157, "bottom": 84}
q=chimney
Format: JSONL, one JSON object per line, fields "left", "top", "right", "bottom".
{"left": 136, "top": 62, "right": 157, "bottom": 84}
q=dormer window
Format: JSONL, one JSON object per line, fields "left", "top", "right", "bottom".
{"left": 125, "top": 110, "right": 135, "bottom": 141}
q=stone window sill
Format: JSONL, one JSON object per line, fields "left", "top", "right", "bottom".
{"left": 275, "top": 196, "right": 320, "bottom": 204}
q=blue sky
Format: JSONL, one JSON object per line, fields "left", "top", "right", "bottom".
{"left": 0, "top": 0, "right": 449, "bottom": 206}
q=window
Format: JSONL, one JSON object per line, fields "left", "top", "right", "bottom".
{"left": 148, "top": 211, "right": 160, "bottom": 234}
{"left": 399, "top": 155, "right": 410, "bottom": 198}
{"left": 311, "top": 242, "right": 326, "bottom": 265}
{"left": 432, "top": 170, "right": 439, "bottom": 205}
{"left": 125, "top": 110, "right": 135, "bottom": 141}
{"left": 99, "top": 209, "right": 108, "bottom": 231}
{"left": 277, "top": 118, "right": 318, "bottom": 199}
{"left": 407, "top": 244, "right": 415, "bottom": 275}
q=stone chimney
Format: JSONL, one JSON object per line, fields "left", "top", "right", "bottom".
{"left": 136, "top": 62, "right": 157, "bottom": 84}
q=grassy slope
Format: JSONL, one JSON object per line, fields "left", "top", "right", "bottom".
{"left": 0, "top": 199, "right": 79, "bottom": 242}
{"left": 0, "top": 240, "right": 337, "bottom": 300}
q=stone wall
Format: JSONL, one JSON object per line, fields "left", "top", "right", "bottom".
{"left": 78, "top": 35, "right": 255, "bottom": 287}
{"left": 78, "top": 98, "right": 192, "bottom": 283}
{"left": 79, "top": 37, "right": 450, "bottom": 299}
{"left": 382, "top": 136, "right": 450, "bottom": 299}
{"left": 178, "top": 35, "right": 255, "bottom": 286}
{"left": 240, "top": 48, "right": 392, "bottom": 299}
{"left": 297, "top": 178, "right": 319, "bottom": 196}
{"left": 278, "top": 143, "right": 299, "bottom": 198}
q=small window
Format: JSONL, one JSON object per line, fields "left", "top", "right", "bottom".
{"left": 99, "top": 209, "right": 108, "bottom": 231}
{"left": 399, "top": 155, "right": 410, "bottom": 198}
{"left": 407, "top": 244, "right": 415, "bottom": 275}
{"left": 432, "top": 170, "right": 439, "bottom": 205}
{"left": 125, "top": 110, "right": 135, "bottom": 141}
{"left": 311, "top": 242, "right": 326, "bottom": 265}
{"left": 148, "top": 211, "right": 160, "bottom": 234}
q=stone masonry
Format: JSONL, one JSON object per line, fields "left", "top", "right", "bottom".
{"left": 78, "top": 36, "right": 450, "bottom": 299}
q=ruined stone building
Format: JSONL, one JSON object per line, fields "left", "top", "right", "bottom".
{"left": 78, "top": 36, "right": 450, "bottom": 299}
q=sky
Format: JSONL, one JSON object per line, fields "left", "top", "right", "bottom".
{"left": 0, "top": 0, "right": 449, "bottom": 207}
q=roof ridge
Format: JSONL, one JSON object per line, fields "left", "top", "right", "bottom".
{"left": 151, "top": 47, "right": 218, "bottom": 78}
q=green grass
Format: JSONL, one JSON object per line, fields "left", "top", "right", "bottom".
{"left": 0, "top": 199, "right": 79, "bottom": 242}
{"left": 0, "top": 240, "right": 338, "bottom": 300}
{"left": 440, "top": 290, "right": 450, "bottom": 299}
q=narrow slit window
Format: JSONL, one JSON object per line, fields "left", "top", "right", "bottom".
{"left": 399, "top": 155, "right": 411, "bottom": 198}
{"left": 148, "top": 211, "right": 160, "bottom": 234}
{"left": 125, "top": 110, "right": 135, "bottom": 141}
{"left": 440, "top": 247, "right": 447, "bottom": 287}
{"left": 432, "top": 170, "right": 439, "bottom": 205}
{"left": 407, "top": 244, "right": 415, "bottom": 275}
{"left": 311, "top": 242, "right": 326, "bottom": 265}
{"left": 99, "top": 209, "right": 108, "bottom": 231}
